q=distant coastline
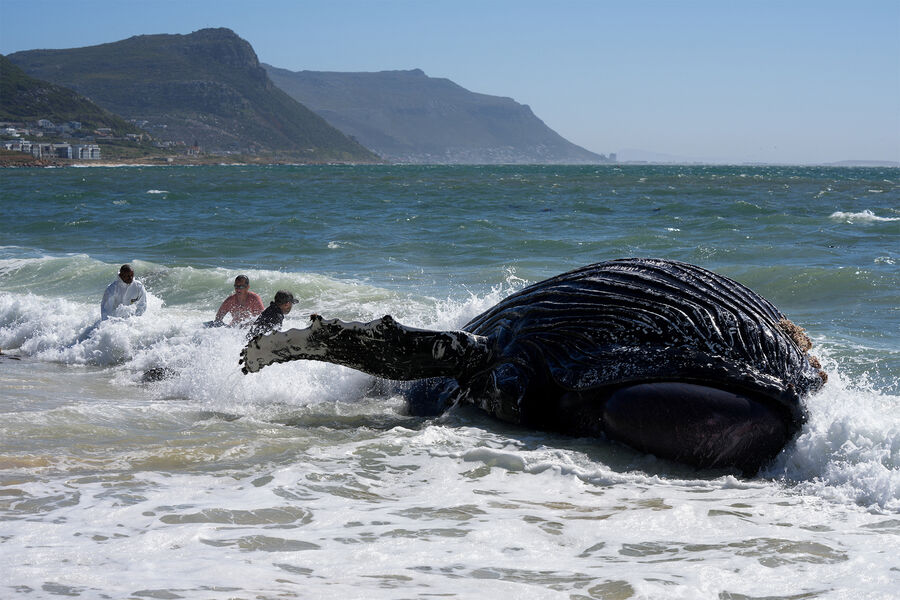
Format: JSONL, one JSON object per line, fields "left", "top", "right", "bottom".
{"left": 616, "top": 160, "right": 900, "bottom": 168}
{"left": 2, "top": 149, "right": 897, "bottom": 169}
{"left": 0, "top": 149, "right": 379, "bottom": 168}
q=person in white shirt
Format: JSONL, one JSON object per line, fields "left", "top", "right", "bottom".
{"left": 101, "top": 264, "right": 147, "bottom": 320}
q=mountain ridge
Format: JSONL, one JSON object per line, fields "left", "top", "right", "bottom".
{"left": 264, "top": 65, "right": 610, "bottom": 164}
{"left": 7, "top": 29, "right": 378, "bottom": 161}
{"left": 6, "top": 27, "right": 611, "bottom": 164}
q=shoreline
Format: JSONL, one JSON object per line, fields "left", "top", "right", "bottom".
{"left": 0, "top": 154, "right": 382, "bottom": 168}
{"left": 2, "top": 152, "right": 897, "bottom": 169}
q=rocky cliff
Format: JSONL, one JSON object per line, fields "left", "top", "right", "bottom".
{"left": 265, "top": 66, "right": 608, "bottom": 164}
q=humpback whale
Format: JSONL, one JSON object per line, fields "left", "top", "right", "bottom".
{"left": 240, "top": 258, "right": 826, "bottom": 474}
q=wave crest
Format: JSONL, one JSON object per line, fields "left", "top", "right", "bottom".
{"left": 829, "top": 209, "right": 900, "bottom": 223}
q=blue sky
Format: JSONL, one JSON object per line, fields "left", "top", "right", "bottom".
{"left": 2, "top": 0, "right": 898, "bottom": 164}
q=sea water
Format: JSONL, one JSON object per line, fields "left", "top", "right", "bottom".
{"left": 1, "top": 164, "right": 898, "bottom": 599}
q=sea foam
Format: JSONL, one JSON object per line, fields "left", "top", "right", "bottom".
{"left": 1, "top": 256, "right": 897, "bottom": 514}
{"left": 829, "top": 209, "right": 900, "bottom": 223}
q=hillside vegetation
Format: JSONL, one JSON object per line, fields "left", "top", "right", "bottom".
{"left": 0, "top": 54, "right": 140, "bottom": 134}
{"left": 8, "top": 29, "right": 379, "bottom": 161}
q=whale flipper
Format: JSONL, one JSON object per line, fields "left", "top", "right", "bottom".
{"left": 240, "top": 314, "right": 491, "bottom": 381}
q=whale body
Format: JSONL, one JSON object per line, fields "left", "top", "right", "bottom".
{"left": 240, "top": 258, "right": 826, "bottom": 474}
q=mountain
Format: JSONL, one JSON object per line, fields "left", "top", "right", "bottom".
{"left": 264, "top": 66, "right": 609, "bottom": 164}
{"left": 7, "top": 29, "right": 378, "bottom": 161}
{"left": 0, "top": 54, "right": 140, "bottom": 134}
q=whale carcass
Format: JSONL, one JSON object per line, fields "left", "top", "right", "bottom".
{"left": 240, "top": 258, "right": 826, "bottom": 473}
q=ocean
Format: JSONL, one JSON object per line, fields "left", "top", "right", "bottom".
{"left": 1, "top": 164, "right": 898, "bottom": 599}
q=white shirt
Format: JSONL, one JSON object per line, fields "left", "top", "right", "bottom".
{"left": 101, "top": 277, "right": 147, "bottom": 320}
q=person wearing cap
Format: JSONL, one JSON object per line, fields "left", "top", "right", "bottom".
{"left": 101, "top": 264, "right": 147, "bottom": 320}
{"left": 247, "top": 290, "right": 298, "bottom": 339}
{"left": 211, "top": 275, "right": 264, "bottom": 327}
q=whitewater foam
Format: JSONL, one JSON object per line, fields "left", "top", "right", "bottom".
{"left": 3, "top": 163, "right": 899, "bottom": 598}
{"left": 829, "top": 209, "right": 900, "bottom": 223}
{"left": 2, "top": 259, "right": 897, "bottom": 512}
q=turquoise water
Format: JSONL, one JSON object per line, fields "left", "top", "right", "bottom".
{"left": 1, "top": 165, "right": 898, "bottom": 599}
{"left": 4, "top": 164, "right": 898, "bottom": 382}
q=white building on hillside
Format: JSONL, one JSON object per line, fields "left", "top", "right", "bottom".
{"left": 74, "top": 144, "right": 101, "bottom": 159}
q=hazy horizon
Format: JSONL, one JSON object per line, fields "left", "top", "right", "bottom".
{"left": 2, "top": 0, "right": 898, "bottom": 165}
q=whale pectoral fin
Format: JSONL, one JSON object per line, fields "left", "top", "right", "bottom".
{"left": 240, "top": 314, "right": 491, "bottom": 381}
{"left": 240, "top": 328, "right": 307, "bottom": 374}
{"left": 601, "top": 382, "right": 789, "bottom": 474}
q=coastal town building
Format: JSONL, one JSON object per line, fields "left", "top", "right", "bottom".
{"left": 75, "top": 144, "right": 101, "bottom": 159}
{"left": 2, "top": 140, "right": 101, "bottom": 160}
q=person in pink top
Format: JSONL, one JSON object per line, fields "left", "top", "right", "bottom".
{"left": 211, "top": 275, "right": 264, "bottom": 327}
